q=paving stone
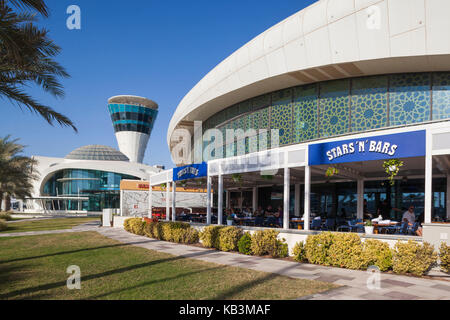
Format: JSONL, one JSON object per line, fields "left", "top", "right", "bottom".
{"left": 384, "top": 291, "right": 420, "bottom": 300}
{"left": 382, "top": 279, "right": 415, "bottom": 288}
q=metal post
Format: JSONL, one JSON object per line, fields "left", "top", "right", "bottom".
{"left": 304, "top": 166, "right": 311, "bottom": 231}
{"left": 447, "top": 173, "right": 450, "bottom": 221}
{"left": 217, "top": 174, "right": 223, "bottom": 225}
{"left": 120, "top": 189, "right": 124, "bottom": 216}
{"left": 425, "top": 131, "right": 433, "bottom": 224}
{"left": 172, "top": 182, "right": 176, "bottom": 222}
{"left": 252, "top": 187, "right": 258, "bottom": 211}
{"left": 283, "top": 167, "right": 290, "bottom": 230}
{"left": 207, "top": 175, "right": 212, "bottom": 224}
{"left": 166, "top": 182, "right": 170, "bottom": 221}
{"left": 357, "top": 179, "right": 364, "bottom": 220}
{"left": 148, "top": 185, "right": 153, "bottom": 219}
{"left": 294, "top": 184, "right": 300, "bottom": 217}
{"left": 226, "top": 190, "right": 230, "bottom": 209}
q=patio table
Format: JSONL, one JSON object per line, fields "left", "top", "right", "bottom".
{"left": 373, "top": 221, "right": 399, "bottom": 234}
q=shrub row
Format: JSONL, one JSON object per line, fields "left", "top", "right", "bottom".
{"left": 293, "top": 232, "right": 440, "bottom": 276}
{"left": 0, "top": 219, "right": 7, "bottom": 231}
{"left": 439, "top": 242, "right": 449, "bottom": 274}
{"left": 124, "top": 219, "right": 448, "bottom": 275}
{"left": 124, "top": 218, "right": 199, "bottom": 244}
{"left": 199, "top": 226, "right": 288, "bottom": 258}
{"left": 0, "top": 212, "right": 12, "bottom": 221}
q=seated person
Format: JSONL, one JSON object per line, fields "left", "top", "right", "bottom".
{"left": 402, "top": 206, "right": 423, "bottom": 236}
{"left": 265, "top": 205, "right": 274, "bottom": 217}
{"left": 274, "top": 206, "right": 283, "bottom": 227}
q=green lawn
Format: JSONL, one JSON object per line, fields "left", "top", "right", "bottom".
{"left": 1, "top": 217, "right": 99, "bottom": 233}
{"left": 0, "top": 232, "right": 337, "bottom": 300}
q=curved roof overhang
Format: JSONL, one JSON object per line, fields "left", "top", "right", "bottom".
{"left": 167, "top": 0, "right": 450, "bottom": 150}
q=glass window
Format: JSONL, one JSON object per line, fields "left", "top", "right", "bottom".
{"left": 351, "top": 76, "right": 388, "bottom": 132}
{"left": 389, "top": 73, "right": 431, "bottom": 126}
{"left": 319, "top": 79, "right": 350, "bottom": 138}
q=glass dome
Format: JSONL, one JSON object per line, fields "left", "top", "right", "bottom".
{"left": 65, "top": 145, "right": 129, "bottom": 161}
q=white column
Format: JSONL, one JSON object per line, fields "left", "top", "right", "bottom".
{"left": 447, "top": 173, "right": 450, "bottom": 221}
{"left": 166, "top": 182, "right": 170, "bottom": 221}
{"left": 304, "top": 166, "right": 311, "bottom": 231}
{"left": 172, "top": 182, "right": 176, "bottom": 222}
{"left": 120, "top": 190, "right": 124, "bottom": 216}
{"left": 217, "top": 174, "right": 223, "bottom": 225}
{"left": 283, "top": 167, "right": 290, "bottom": 230}
{"left": 252, "top": 187, "right": 258, "bottom": 211}
{"left": 357, "top": 179, "right": 364, "bottom": 220}
{"left": 148, "top": 185, "right": 152, "bottom": 218}
{"left": 424, "top": 131, "right": 433, "bottom": 224}
{"left": 206, "top": 175, "right": 212, "bottom": 224}
{"left": 294, "top": 184, "right": 300, "bottom": 217}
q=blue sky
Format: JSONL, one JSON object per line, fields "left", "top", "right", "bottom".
{"left": 1, "top": 0, "right": 316, "bottom": 169}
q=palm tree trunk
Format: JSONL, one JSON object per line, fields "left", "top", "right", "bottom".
{"left": 0, "top": 191, "right": 3, "bottom": 211}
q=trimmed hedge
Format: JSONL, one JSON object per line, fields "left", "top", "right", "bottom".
{"left": 0, "top": 219, "right": 7, "bottom": 231}
{"left": 292, "top": 241, "right": 306, "bottom": 262}
{"left": 392, "top": 240, "right": 437, "bottom": 276}
{"left": 440, "top": 242, "right": 450, "bottom": 273}
{"left": 0, "top": 212, "right": 12, "bottom": 221}
{"left": 305, "top": 232, "right": 334, "bottom": 265}
{"left": 362, "top": 239, "right": 393, "bottom": 272}
{"left": 217, "top": 227, "right": 243, "bottom": 252}
{"left": 199, "top": 225, "right": 224, "bottom": 249}
{"left": 300, "top": 234, "right": 395, "bottom": 271}
{"left": 250, "top": 229, "right": 288, "bottom": 258}
{"left": 124, "top": 218, "right": 199, "bottom": 244}
{"left": 238, "top": 233, "right": 252, "bottom": 255}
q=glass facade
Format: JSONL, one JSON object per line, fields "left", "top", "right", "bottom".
{"left": 202, "top": 72, "right": 450, "bottom": 161}
{"left": 43, "top": 169, "right": 140, "bottom": 212}
{"left": 108, "top": 103, "right": 158, "bottom": 135}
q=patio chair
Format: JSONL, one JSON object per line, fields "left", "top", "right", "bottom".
{"left": 310, "top": 218, "right": 322, "bottom": 230}
{"left": 322, "top": 218, "right": 336, "bottom": 231}
{"left": 337, "top": 220, "right": 352, "bottom": 232}
{"left": 407, "top": 222, "right": 420, "bottom": 235}
{"left": 385, "top": 222, "right": 408, "bottom": 235}
{"left": 254, "top": 216, "right": 264, "bottom": 227}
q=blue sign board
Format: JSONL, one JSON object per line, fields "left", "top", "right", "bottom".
{"left": 308, "top": 130, "right": 426, "bottom": 166}
{"left": 173, "top": 162, "right": 208, "bottom": 181}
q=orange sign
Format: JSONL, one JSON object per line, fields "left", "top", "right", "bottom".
{"left": 120, "top": 180, "right": 207, "bottom": 193}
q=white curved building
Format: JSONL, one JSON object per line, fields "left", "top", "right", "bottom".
{"left": 165, "top": 0, "right": 450, "bottom": 241}
{"left": 27, "top": 145, "right": 162, "bottom": 213}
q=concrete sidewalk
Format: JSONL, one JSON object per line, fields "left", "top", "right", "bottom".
{"left": 0, "top": 221, "right": 100, "bottom": 238}
{"left": 97, "top": 227, "right": 450, "bottom": 300}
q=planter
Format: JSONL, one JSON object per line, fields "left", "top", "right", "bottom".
{"left": 365, "top": 226, "right": 374, "bottom": 234}
{"left": 227, "top": 220, "right": 233, "bottom": 226}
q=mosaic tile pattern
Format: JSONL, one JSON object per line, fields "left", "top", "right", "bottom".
{"left": 270, "top": 103, "right": 293, "bottom": 146}
{"left": 202, "top": 72, "right": 450, "bottom": 162}
{"left": 319, "top": 80, "right": 350, "bottom": 138}
{"left": 389, "top": 73, "right": 431, "bottom": 126}
{"left": 293, "top": 84, "right": 318, "bottom": 143}
{"left": 433, "top": 72, "right": 450, "bottom": 121}
{"left": 351, "top": 76, "right": 388, "bottom": 132}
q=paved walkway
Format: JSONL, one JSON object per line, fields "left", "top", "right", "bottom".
{"left": 0, "top": 221, "right": 100, "bottom": 238}
{"left": 97, "top": 227, "right": 450, "bottom": 300}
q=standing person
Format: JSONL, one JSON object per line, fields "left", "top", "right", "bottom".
{"left": 377, "top": 199, "right": 401, "bottom": 220}
{"left": 363, "top": 199, "right": 372, "bottom": 220}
